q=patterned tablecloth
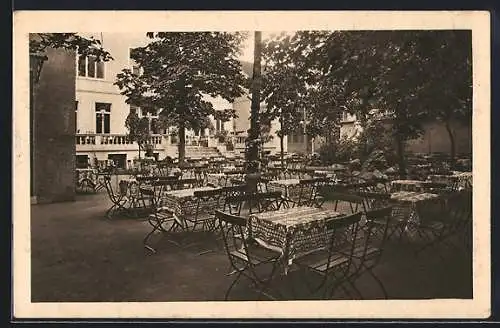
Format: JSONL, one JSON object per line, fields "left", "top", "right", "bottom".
{"left": 427, "top": 171, "right": 473, "bottom": 190}
{"left": 389, "top": 191, "right": 443, "bottom": 231}
{"left": 390, "top": 180, "right": 427, "bottom": 192}
{"left": 267, "top": 179, "right": 307, "bottom": 202}
{"left": 206, "top": 173, "right": 228, "bottom": 187}
{"left": 248, "top": 206, "right": 343, "bottom": 274}
{"left": 314, "top": 170, "right": 338, "bottom": 179}
{"left": 159, "top": 187, "right": 220, "bottom": 225}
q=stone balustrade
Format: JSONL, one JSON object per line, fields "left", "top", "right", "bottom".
{"left": 75, "top": 134, "right": 164, "bottom": 146}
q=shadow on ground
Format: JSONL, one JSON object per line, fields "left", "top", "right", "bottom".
{"left": 30, "top": 193, "right": 472, "bottom": 302}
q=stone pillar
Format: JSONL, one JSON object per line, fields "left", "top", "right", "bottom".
{"left": 31, "top": 45, "right": 76, "bottom": 204}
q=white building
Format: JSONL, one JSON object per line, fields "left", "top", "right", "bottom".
{"left": 74, "top": 33, "right": 283, "bottom": 168}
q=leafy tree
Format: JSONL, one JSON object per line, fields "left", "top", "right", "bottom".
{"left": 30, "top": 33, "right": 113, "bottom": 60}
{"left": 114, "top": 32, "right": 247, "bottom": 164}
{"left": 265, "top": 30, "right": 471, "bottom": 177}
{"left": 125, "top": 111, "right": 152, "bottom": 161}
{"left": 412, "top": 31, "right": 472, "bottom": 164}
{"left": 261, "top": 33, "right": 315, "bottom": 166}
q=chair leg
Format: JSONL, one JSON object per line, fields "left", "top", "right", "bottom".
{"left": 225, "top": 270, "right": 244, "bottom": 301}
{"left": 366, "top": 267, "right": 388, "bottom": 299}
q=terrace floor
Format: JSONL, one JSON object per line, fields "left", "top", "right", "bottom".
{"left": 30, "top": 192, "right": 472, "bottom": 302}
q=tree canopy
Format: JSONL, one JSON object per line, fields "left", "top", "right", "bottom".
{"left": 262, "top": 30, "right": 472, "bottom": 173}
{"left": 114, "top": 32, "right": 248, "bottom": 162}
{"left": 29, "top": 33, "right": 113, "bottom": 61}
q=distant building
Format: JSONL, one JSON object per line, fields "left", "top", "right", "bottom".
{"left": 74, "top": 33, "right": 283, "bottom": 168}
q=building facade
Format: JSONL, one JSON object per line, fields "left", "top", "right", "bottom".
{"left": 74, "top": 33, "right": 283, "bottom": 168}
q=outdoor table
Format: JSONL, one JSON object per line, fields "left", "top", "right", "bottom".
{"left": 206, "top": 173, "right": 228, "bottom": 187}
{"left": 314, "top": 170, "right": 339, "bottom": 179}
{"left": 390, "top": 179, "right": 427, "bottom": 192}
{"left": 389, "top": 191, "right": 443, "bottom": 236}
{"left": 428, "top": 171, "right": 472, "bottom": 190}
{"left": 159, "top": 186, "right": 219, "bottom": 228}
{"left": 117, "top": 178, "right": 153, "bottom": 213}
{"left": 267, "top": 179, "right": 306, "bottom": 207}
{"left": 247, "top": 206, "right": 343, "bottom": 275}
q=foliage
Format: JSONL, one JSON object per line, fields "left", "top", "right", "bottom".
{"left": 114, "top": 32, "right": 247, "bottom": 163}
{"left": 29, "top": 33, "right": 113, "bottom": 61}
{"left": 318, "top": 136, "right": 359, "bottom": 165}
{"left": 261, "top": 34, "right": 308, "bottom": 138}
{"left": 263, "top": 30, "right": 472, "bottom": 175}
{"left": 214, "top": 129, "right": 229, "bottom": 143}
{"left": 125, "top": 111, "right": 151, "bottom": 156}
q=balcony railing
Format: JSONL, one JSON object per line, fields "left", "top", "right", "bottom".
{"left": 75, "top": 134, "right": 165, "bottom": 153}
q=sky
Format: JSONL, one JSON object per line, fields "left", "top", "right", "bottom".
{"left": 239, "top": 31, "right": 291, "bottom": 62}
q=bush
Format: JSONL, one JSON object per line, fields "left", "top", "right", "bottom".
{"left": 318, "top": 137, "right": 360, "bottom": 165}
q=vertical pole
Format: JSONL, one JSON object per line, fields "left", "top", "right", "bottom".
{"left": 246, "top": 31, "right": 262, "bottom": 191}
{"left": 303, "top": 108, "right": 307, "bottom": 154}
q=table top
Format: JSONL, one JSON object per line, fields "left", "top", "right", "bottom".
{"left": 163, "top": 186, "right": 216, "bottom": 199}
{"left": 269, "top": 179, "right": 301, "bottom": 187}
{"left": 250, "top": 206, "right": 342, "bottom": 228}
{"left": 390, "top": 191, "right": 440, "bottom": 202}
{"left": 391, "top": 179, "right": 425, "bottom": 185}
{"left": 452, "top": 171, "right": 472, "bottom": 178}
{"left": 207, "top": 173, "right": 227, "bottom": 177}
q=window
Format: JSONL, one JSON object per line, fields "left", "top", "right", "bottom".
{"left": 75, "top": 101, "right": 79, "bottom": 133}
{"left": 77, "top": 55, "right": 105, "bottom": 79}
{"left": 95, "top": 102, "right": 111, "bottom": 134}
{"left": 76, "top": 155, "right": 89, "bottom": 169}
{"left": 108, "top": 154, "right": 127, "bottom": 169}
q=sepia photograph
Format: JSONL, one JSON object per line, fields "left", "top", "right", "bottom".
{"left": 13, "top": 11, "right": 490, "bottom": 319}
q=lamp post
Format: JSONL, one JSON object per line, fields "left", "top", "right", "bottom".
{"left": 29, "top": 53, "right": 47, "bottom": 198}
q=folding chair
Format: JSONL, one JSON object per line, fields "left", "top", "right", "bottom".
{"left": 318, "top": 186, "right": 368, "bottom": 214}
{"left": 221, "top": 185, "right": 249, "bottom": 215}
{"left": 253, "top": 191, "right": 284, "bottom": 213}
{"left": 186, "top": 188, "right": 224, "bottom": 232}
{"left": 307, "top": 177, "right": 332, "bottom": 208}
{"left": 421, "top": 181, "right": 450, "bottom": 194}
{"left": 347, "top": 206, "right": 393, "bottom": 299}
{"left": 216, "top": 210, "right": 282, "bottom": 300}
{"left": 411, "top": 196, "right": 450, "bottom": 258}
{"left": 293, "top": 212, "right": 363, "bottom": 299}
{"left": 175, "top": 178, "right": 198, "bottom": 189}
{"left": 103, "top": 175, "right": 130, "bottom": 219}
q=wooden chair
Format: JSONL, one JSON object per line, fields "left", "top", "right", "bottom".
{"left": 293, "top": 212, "right": 364, "bottom": 299}
{"left": 318, "top": 186, "right": 368, "bottom": 214}
{"left": 216, "top": 210, "right": 282, "bottom": 300}
{"left": 102, "top": 175, "right": 130, "bottom": 219}
{"left": 347, "top": 206, "right": 393, "bottom": 299}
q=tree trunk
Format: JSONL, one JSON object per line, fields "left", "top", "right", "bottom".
{"left": 395, "top": 132, "right": 406, "bottom": 179}
{"left": 279, "top": 114, "right": 285, "bottom": 168}
{"left": 246, "top": 31, "right": 262, "bottom": 193}
{"left": 445, "top": 120, "right": 456, "bottom": 168}
{"left": 178, "top": 119, "right": 186, "bottom": 164}
{"left": 280, "top": 134, "right": 285, "bottom": 168}
{"left": 137, "top": 143, "right": 142, "bottom": 171}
